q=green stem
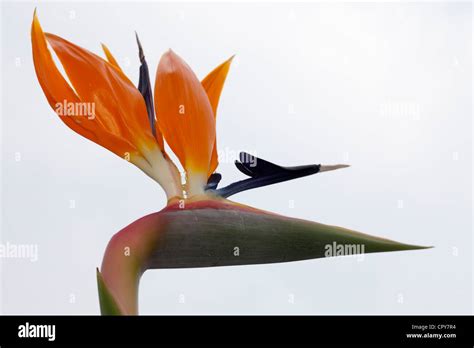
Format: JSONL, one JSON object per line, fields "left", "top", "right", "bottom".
{"left": 98, "top": 212, "right": 165, "bottom": 315}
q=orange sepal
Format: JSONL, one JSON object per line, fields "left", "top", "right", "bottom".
{"left": 154, "top": 50, "right": 215, "bottom": 179}
{"left": 201, "top": 55, "right": 234, "bottom": 175}
{"left": 101, "top": 43, "right": 123, "bottom": 73}
{"left": 44, "top": 32, "right": 156, "bottom": 150}
{"left": 31, "top": 11, "right": 138, "bottom": 159}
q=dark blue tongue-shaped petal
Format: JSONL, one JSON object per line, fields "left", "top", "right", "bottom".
{"left": 237, "top": 151, "right": 321, "bottom": 178}
{"left": 205, "top": 173, "right": 222, "bottom": 190}
{"left": 208, "top": 151, "right": 348, "bottom": 198}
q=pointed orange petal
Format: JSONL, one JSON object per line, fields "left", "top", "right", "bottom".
{"left": 31, "top": 11, "right": 135, "bottom": 158}
{"left": 43, "top": 32, "right": 157, "bottom": 153}
{"left": 154, "top": 50, "right": 215, "bottom": 191}
{"left": 201, "top": 55, "right": 234, "bottom": 175}
{"left": 101, "top": 43, "right": 123, "bottom": 73}
{"left": 32, "top": 12, "right": 183, "bottom": 200}
{"left": 202, "top": 55, "right": 234, "bottom": 116}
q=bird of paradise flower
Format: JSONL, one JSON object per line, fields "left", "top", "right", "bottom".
{"left": 31, "top": 10, "right": 430, "bottom": 315}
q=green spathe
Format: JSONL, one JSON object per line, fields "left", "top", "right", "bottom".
{"left": 146, "top": 207, "right": 429, "bottom": 269}
{"left": 98, "top": 200, "right": 431, "bottom": 314}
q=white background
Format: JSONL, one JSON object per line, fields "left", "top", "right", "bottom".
{"left": 1, "top": 1, "right": 472, "bottom": 314}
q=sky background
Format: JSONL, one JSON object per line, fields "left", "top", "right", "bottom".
{"left": 0, "top": 1, "right": 472, "bottom": 314}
